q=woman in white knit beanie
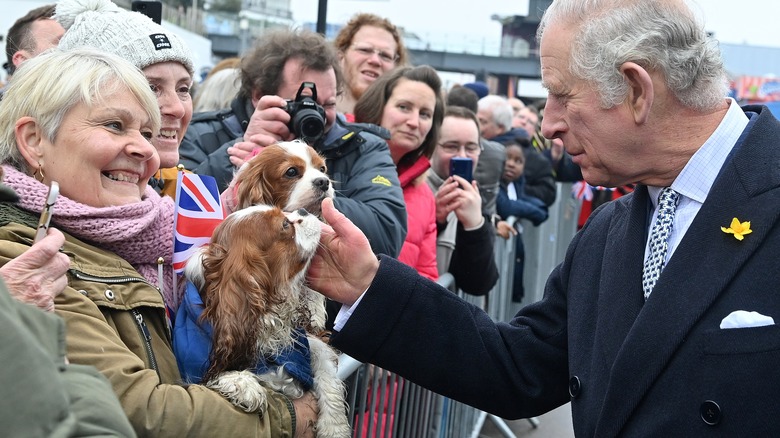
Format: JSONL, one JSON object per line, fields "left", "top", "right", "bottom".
{"left": 55, "top": 0, "right": 195, "bottom": 195}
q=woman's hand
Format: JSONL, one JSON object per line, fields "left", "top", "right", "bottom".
{"left": 496, "top": 220, "right": 517, "bottom": 239}
{"left": 293, "top": 392, "right": 318, "bottom": 438}
{"left": 435, "top": 176, "right": 483, "bottom": 229}
{"left": 0, "top": 228, "right": 70, "bottom": 311}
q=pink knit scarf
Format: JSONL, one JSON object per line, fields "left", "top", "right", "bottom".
{"left": 1, "top": 165, "right": 183, "bottom": 310}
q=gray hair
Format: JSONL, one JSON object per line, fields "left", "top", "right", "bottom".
{"left": 537, "top": 0, "right": 728, "bottom": 111}
{"left": 0, "top": 48, "right": 160, "bottom": 172}
{"left": 193, "top": 67, "right": 240, "bottom": 113}
{"left": 478, "top": 95, "right": 513, "bottom": 131}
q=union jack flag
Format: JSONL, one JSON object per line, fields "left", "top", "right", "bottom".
{"left": 172, "top": 172, "right": 224, "bottom": 273}
{"left": 572, "top": 181, "right": 594, "bottom": 201}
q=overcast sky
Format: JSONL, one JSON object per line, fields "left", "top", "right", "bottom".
{"left": 289, "top": 0, "right": 780, "bottom": 48}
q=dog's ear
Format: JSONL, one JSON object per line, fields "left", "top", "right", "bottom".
{"left": 235, "top": 158, "right": 277, "bottom": 209}
{"left": 200, "top": 217, "right": 277, "bottom": 381}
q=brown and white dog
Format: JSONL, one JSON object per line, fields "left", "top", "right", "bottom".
{"left": 222, "top": 140, "right": 335, "bottom": 217}
{"left": 185, "top": 205, "right": 349, "bottom": 437}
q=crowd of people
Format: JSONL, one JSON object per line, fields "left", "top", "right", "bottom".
{"left": 3, "top": 0, "right": 777, "bottom": 436}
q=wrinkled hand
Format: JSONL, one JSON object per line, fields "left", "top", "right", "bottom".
{"left": 0, "top": 228, "right": 70, "bottom": 311}
{"left": 496, "top": 220, "right": 517, "bottom": 239}
{"left": 435, "top": 176, "right": 483, "bottom": 228}
{"left": 243, "top": 95, "right": 294, "bottom": 147}
{"left": 306, "top": 198, "right": 378, "bottom": 306}
{"left": 293, "top": 392, "right": 318, "bottom": 438}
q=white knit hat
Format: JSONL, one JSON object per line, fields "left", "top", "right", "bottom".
{"left": 55, "top": 0, "right": 194, "bottom": 75}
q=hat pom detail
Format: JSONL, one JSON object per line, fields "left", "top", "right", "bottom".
{"left": 55, "top": 0, "right": 120, "bottom": 30}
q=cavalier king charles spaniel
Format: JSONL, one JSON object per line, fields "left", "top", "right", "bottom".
{"left": 183, "top": 205, "right": 349, "bottom": 437}
{"left": 222, "top": 140, "right": 335, "bottom": 216}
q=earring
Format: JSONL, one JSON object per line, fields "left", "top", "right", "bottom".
{"left": 34, "top": 163, "right": 45, "bottom": 183}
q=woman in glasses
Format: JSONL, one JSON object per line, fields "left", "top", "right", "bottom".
{"left": 427, "top": 106, "right": 499, "bottom": 296}
{"left": 333, "top": 13, "right": 409, "bottom": 119}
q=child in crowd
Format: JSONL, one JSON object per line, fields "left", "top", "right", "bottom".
{"left": 497, "top": 139, "right": 549, "bottom": 302}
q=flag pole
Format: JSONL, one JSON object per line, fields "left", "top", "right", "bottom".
{"left": 171, "top": 165, "right": 185, "bottom": 311}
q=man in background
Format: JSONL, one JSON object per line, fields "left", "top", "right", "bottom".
{"left": 478, "top": 94, "right": 556, "bottom": 206}
{"left": 332, "top": 12, "right": 408, "bottom": 118}
{"left": 3, "top": 4, "right": 63, "bottom": 85}
{"left": 180, "top": 28, "right": 406, "bottom": 259}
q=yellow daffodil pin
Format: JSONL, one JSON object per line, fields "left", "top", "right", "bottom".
{"left": 721, "top": 218, "right": 752, "bottom": 241}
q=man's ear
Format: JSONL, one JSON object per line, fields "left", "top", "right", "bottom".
{"left": 250, "top": 89, "right": 262, "bottom": 109}
{"left": 11, "top": 50, "right": 31, "bottom": 71}
{"left": 15, "top": 116, "right": 45, "bottom": 169}
{"left": 620, "top": 62, "right": 654, "bottom": 125}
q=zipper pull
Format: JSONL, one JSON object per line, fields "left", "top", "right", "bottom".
{"left": 133, "top": 309, "right": 152, "bottom": 341}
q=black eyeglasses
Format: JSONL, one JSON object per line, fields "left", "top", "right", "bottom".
{"left": 438, "top": 141, "right": 481, "bottom": 155}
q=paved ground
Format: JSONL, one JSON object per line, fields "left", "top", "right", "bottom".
{"left": 479, "top": 403, "right": 574, "bottom": 438}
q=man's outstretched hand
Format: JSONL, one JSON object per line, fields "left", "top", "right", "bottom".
{"left": 307, "top": 198, "right": 379, "bottom": 306}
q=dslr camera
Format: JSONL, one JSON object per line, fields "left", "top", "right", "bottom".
{"left": 285, "top": 82, "right": 326, "bottom": 143}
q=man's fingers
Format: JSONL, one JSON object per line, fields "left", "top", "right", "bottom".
{"left": 321, "top": 198, "right": 352, "bottom": 235}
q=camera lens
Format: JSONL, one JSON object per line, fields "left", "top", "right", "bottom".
{"left": 291, "top": 109, "right": 325, "bottom": 141}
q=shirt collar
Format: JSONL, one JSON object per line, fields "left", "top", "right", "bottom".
{"left": 648, "top": 98, "right": 749, "bottom": 207}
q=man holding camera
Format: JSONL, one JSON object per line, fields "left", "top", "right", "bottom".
{"left": 179, "top": 28, "right": 407, "bottom": 259}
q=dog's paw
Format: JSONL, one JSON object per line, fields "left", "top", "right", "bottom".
{"left": 206, "top": 370, "right": 268, "bottom": 414}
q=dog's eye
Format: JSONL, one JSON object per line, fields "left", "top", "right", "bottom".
{"left": 285, "top": 167, "right": 299, "bottom": 178}
{"left": 282, "top": 218, "right": 291, "bottom": 230}
{"left": 320, "top": 165, "right": 326, "bottom": 173}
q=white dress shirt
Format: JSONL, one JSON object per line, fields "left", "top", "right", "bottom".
{"left": 644, "top": 98, "right": 749, "bottom": 263}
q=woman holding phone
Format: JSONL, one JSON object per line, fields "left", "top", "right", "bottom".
{"left": 353, "top": 65, "right": 444, "bottom": 280}
{"left": 427, "top": 106, "right": 499, "bottom": 296}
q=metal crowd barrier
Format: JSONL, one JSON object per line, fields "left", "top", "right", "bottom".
{"left": 336, "top": 183, "right": 580, "bottom": 437}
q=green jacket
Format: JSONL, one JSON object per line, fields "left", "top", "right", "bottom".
{"left": 0, "top": 276, "right": 136, "bottom": 437}
{"left": 0, "top": 203, "right": 294, "bottom": 438}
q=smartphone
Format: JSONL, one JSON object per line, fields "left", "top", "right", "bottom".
{"left": 449, "top": 156, "right": 473, "bottom": 183}
{"left": 132, "top": 0, "right": 163, "bottom": 24}
{"left": 34, "top": 181, "right": 59, "bottom": 243}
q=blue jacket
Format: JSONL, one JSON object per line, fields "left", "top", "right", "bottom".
{"left": 173, "top": 281, "right": 313, "bottom": 390}
{"left": 497, "top": 177, "right": 548, "bottom": 226}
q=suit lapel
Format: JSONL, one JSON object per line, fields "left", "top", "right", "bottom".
{"left": 593, "top": 187, "right": 649, "bottom": 365}
{"left": 594, "top": 108, "right": 780, "bottom": 436}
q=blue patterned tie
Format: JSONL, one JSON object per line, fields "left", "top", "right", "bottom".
{"left": 642, "top": 188, "right": 680, "bottom": 300}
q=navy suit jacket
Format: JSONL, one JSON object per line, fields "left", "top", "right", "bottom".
{"left": 332, "top": 105, "right": 780, "bottom": 436}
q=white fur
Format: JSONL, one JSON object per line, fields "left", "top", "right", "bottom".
{"left": 282, "top": 141, "right": 335, "bottom": 211}
{"left": 207, "top": 336, "right": 349, "bottom": 438}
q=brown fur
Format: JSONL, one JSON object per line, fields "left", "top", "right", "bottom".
{"left": 233, "top": 143, "right": 331, "bottom": 214}
{"left": 200, "top": 208, "right": 307, "bottom": 382}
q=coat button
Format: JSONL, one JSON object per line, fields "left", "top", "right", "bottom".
{"left": 700, "top": 400, "right": 721, "bottom": 426}
{"left": 104, "top": 289, "right": 115, "bottom": 301}
{"left": 568, "top": 376, "right": 581, "bottom": 398}
{"left": 77, "top": 290, "right": 88, "bottom": 296}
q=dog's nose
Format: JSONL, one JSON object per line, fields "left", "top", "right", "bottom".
{"left": 297, "top": 208, "right": 309, "bottom": 216}
{"left": 313, "top": 177, "right": 330, "bottom": 192}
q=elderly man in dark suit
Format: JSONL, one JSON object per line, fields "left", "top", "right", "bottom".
{"left": 307, "top": 0, "right": 780, "bottom": 436}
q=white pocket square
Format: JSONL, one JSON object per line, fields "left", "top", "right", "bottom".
{"left": 719, "top": 310, "right": 775, "bottom": 329}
